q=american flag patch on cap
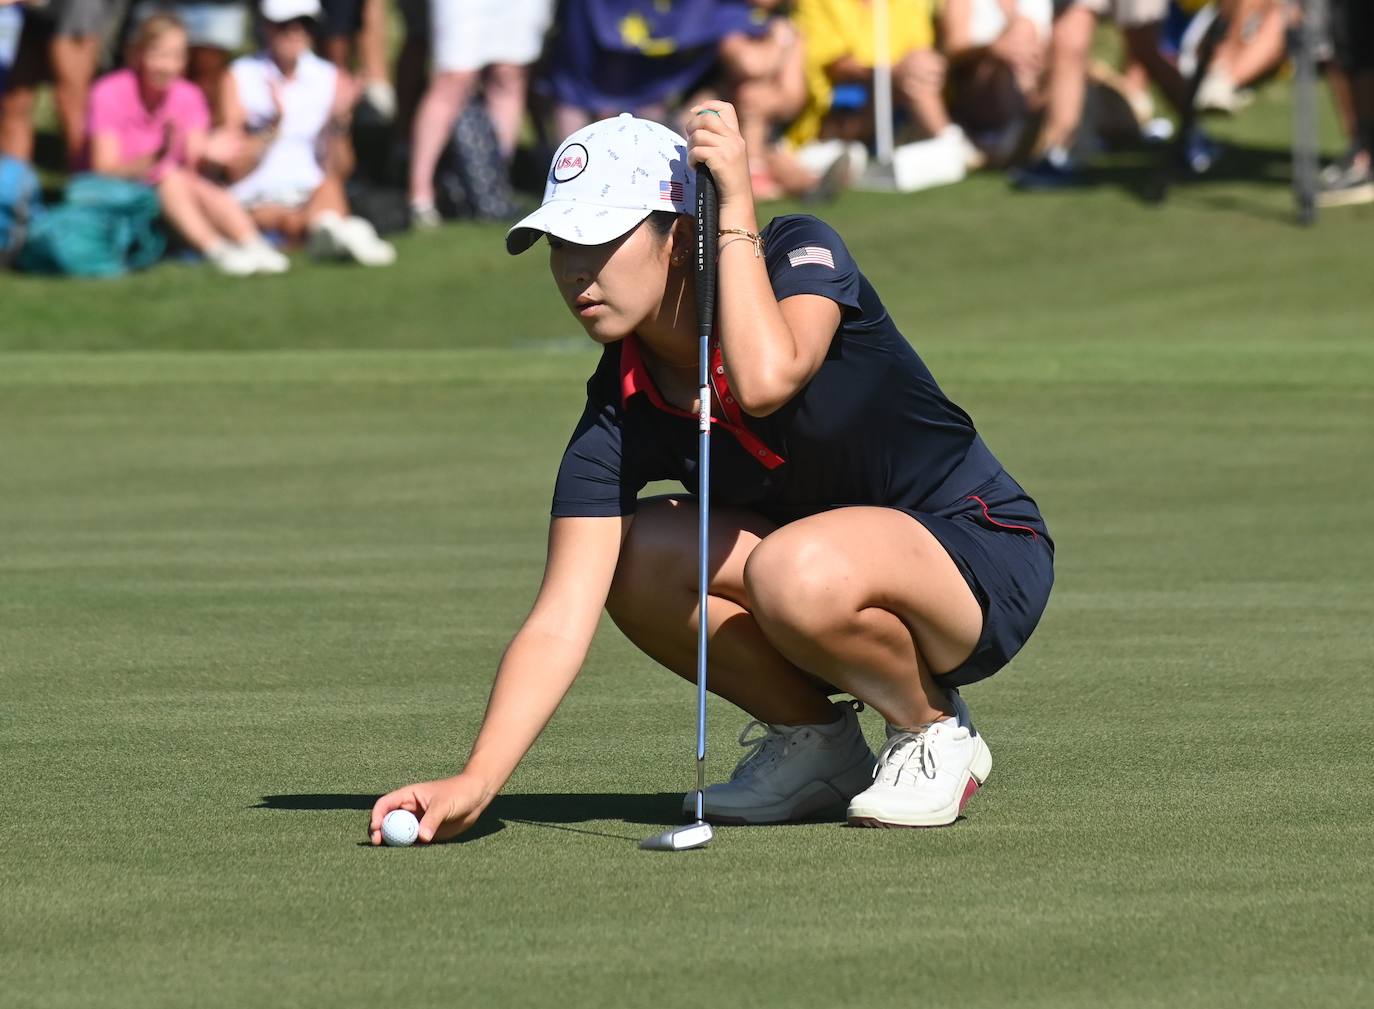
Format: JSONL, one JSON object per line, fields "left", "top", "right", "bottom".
{"left": 787, "top": 246, "right": 835, "bottom": 269}
{"left": 659, "top": 180, "right": 684, "bottom": 203}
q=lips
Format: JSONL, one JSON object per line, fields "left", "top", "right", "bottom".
{"left": 574, "top": 298, "right": 603, "bottom": 316}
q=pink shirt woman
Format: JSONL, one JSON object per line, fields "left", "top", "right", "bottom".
{"left": 87, "top": 65, "right": 209, "bottom": 185}
{"left": 83, "top": 13, "right": 289, "bottom": 276}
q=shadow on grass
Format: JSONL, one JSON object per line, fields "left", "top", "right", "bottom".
{"left": 1049, "top": 140, "right": 1305, "bottom": 222}
{"left": 254, "top": 791, "right": 690, "bottom": 844}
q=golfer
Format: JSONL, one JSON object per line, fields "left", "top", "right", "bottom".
{"left": 370, "top": 103, "right": 1054, "bottom": 844}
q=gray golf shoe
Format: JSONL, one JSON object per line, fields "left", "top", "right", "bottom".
{"left": 684, "top": 700, "right": 877, "bottom": 825}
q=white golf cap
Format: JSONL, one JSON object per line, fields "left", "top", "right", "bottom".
{"left": 506, "top": 113, "right": 696, "bottom": 255}
{"left": 260, "top": 0, "right": 321, "bottom": 23}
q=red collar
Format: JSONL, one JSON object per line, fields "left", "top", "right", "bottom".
{"left": 619, "top": 335, "right": 786, "bottom": 470}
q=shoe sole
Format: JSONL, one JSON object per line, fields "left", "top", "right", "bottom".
{"left": 687, "top": 752, "right": 878, "bottom": 826}
{"left": 846, "top": 736, "right": 992, "bottom": 829}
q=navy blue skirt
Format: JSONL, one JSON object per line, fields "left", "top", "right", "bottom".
{"left": 903, "top": 470, "right": 1055, "bottom": 687}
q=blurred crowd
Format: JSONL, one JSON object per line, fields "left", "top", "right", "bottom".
{"left": 0, "top": 0, "right": 1369, "bottom": 277}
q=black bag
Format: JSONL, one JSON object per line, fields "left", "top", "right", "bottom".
{"left": 434, "top": 99, "right": 519, "bottom": 222}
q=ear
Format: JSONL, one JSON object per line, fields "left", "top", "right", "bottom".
{"left": 668, "top": 215, "right": 694, "bottom": 268}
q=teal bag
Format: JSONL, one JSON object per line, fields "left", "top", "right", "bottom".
{"left": 0, "top": 154, "right": 44, "bottom": 267}
{"left": 16, "top": 174, "right": 165, "bottom": 277}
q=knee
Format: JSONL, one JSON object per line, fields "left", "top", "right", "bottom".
{"left": 744, "top": 534, "right": 858, "bottom": 640}
{"left": 484, "top": 63, "right": 525, "bottom": 93}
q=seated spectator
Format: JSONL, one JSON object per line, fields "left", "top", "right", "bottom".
{"left": 129, "top": 1, "right": 252, "bottom": 114}
{"left": 1013, "top": 1, "right": 1209, "bottom": 190}
{"left": 545, "top": 0, "right": 768, "bottom": 139}
{"left": 716, "top": 0, "right": 849, "bottom": 199}
{"left": 0, "top": 0, "right": 114, "bottom": 170}
{"left": 87, "top": 12, "right": 288, "bottom": 275}
{"left": 789, "top": 0, "right": 979, "bottom": 164}
{"left": 317, "top": 0, "right": 394, "bottom": 119}
{"left": 940, "top": 0, "right": 1052, "bottom": 164}
{"left": 408, "top": 0, "right": 553, "bottom": 227}
{"left": 221, "top": 0, "right": 395, "bottom": 265}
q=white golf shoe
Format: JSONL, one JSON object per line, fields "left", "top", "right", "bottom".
{"left": 847, "top": 691, "right": 992, "bottom": 828}
{"left": 685, "top": 700, "right": 877, "bottom": 825}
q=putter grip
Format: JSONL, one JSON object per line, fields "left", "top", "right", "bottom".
{"left": 695, "top": 167, "right": 718, "bottom": 334}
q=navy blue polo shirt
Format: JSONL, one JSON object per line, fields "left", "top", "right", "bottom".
{"left": 551, "top": 214, "right": 1014, "bottom": 528}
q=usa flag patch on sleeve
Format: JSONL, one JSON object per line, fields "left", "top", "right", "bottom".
{"left": 787, "top": 246, "right": 835, "bottom": 269}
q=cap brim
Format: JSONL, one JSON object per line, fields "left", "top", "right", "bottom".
{"left": 505, "top": 202, "right": 654, "bottom": 255}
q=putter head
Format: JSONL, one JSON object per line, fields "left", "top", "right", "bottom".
{"left": 639, "top": 821, "right": 713, "bottom": 852}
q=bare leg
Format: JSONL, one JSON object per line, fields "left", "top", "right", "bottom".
{"left": 1123, "top": 23, "right": 1188, "bottom": 114}
{"left": 894, "top": 48, "right": 952, "bottom": 137}
{"left": 408, "top": 69, "right": 479, "bottom": 206}
{"left": 49, "top": 33, "right": 100, "bottom": 169}
{"left": 358, "top": 0, "right": 389, "bottom": 85}
{"left": 483, "top": 63, "right": 528, "bottom": 160}
{"left": 1036, "top": 4, "right": 1095, "bottom": 154}
{"left": 742, "top": 508, "right": 981, "bottom": 729}
{"left": 0, "top": 22, "right": 45, "bottom": 162}
{"left": 607, "top": 499, "right": 983, "bottom": 730}
{"left": 306, "top": 176, "right": 350, "bottom": 221}
{"left": 158, "top": 169, "right": 227, "bottom": 251}
{"left": 249, "top": 204, "right": 310, "bottom": 246}
{"left": 606, "top": 497, "right": 838, "bottom": 727}
{"left": 190, "top": 175, "right": 258, "bottom": 244}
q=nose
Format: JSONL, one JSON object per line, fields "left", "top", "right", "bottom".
{"left": 555, "top": 248, "right": 592, "bottom": 287}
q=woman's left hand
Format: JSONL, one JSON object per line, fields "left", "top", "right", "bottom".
{"left": 686, "top": 100, "right": 755, "bottom": 216}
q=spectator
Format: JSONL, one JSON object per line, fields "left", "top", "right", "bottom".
{"left": 1318, "top": 0, "right": 1374, "bottom": 206}
{"left": 545, "top": 0, "right": 768, "bottom": 139}
{"left": 408, "top": 0, "right": 553, "bottom": 227}
{"left": 788, "top": 0, "right": 979, "bottom": 163}
{"left": 221, "top": 0, "right": 395, "bottom": 265}
{"left": 129, "top": 1, "right": 251, "bottom": 114}
{"left": 716, "top": 0, "right": 848, "bottom": 199}
{"left": 88, "top": 13, "right": 288, "bottom": 274}
{"left": 317, "top": 0, "right": 394, "bottom": 119}
{"left": 1013, "top": 1, "right": 1210, "bottom": 189}
{"left": 0, "top": 0, "right": 114, "bottom": 169}
{"left": 940, "top": 0, "right": 1052, "bottom": 164}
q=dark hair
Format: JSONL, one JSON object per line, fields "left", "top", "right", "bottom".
{"left": 645, "top": 210, "right": 680, "bottom": 239}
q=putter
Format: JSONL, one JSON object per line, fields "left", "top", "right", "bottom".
{"left": 640, "top": 165, "right": 719, "bottom": 853}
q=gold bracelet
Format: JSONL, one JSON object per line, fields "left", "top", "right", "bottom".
{"left": 718, "top": 227, "right": 763, "bottom": 257}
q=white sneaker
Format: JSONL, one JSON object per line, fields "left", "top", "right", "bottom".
{"left": 307, "top": 211, "right": 349, "bottom": 260}
{"left": 205, "top": 242, "right": 259, "bottom": 277}
{"left": 337, "top": 215, "right": 396, "bottom": 267}
{"left": 308, "top": 213, "right": 396, "bottom": 267}
{"left": 1195, "top": 71, "right": 1238, "bottom": 115}
{"left": 847, "top": 693, "right": 992, "bottom": 828}
{"left": 410, "top": 202, "right": 443, "bottom": 230}
{"left": 685, "top": 700, "right": 877, "bottom": 825}
{"left": 241, "top": 238, "right": 290, "bottom": 274}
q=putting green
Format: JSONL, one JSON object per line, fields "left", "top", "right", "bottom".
{"left": 3, "top": 92, "right": 1372, "bottom": 1008}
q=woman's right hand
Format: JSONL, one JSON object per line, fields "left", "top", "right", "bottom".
{"left": 369, "top": 773, "right": 492, "bottom": 845}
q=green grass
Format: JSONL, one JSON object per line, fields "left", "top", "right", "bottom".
{"left": 3, "top": 92, "right": 1373, "bottom": 1008}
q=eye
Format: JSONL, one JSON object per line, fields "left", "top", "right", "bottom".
{"left": 546, "top": 236, "right": 564, "bottom": 251}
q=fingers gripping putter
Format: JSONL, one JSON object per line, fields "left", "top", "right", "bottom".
{"left": 640, "top": 165, "right": 719, "bottom": 852}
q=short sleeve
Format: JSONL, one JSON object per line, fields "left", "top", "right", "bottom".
{"left": 86, "top": 74, "right": 120, "bottom": 136}
{"left": 761, "top": 214, "right": 863, "bottom": 312}
{"left": 551, "top": 351, "right": 651, "bottom": 518}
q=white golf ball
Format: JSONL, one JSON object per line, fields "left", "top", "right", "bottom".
{"left": 381, "top": 809, "right": 420, "bottom": 847}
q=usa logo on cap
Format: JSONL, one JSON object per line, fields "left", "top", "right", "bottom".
{"left": 552, "top": 143, "right": 589, "bottom": 183}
